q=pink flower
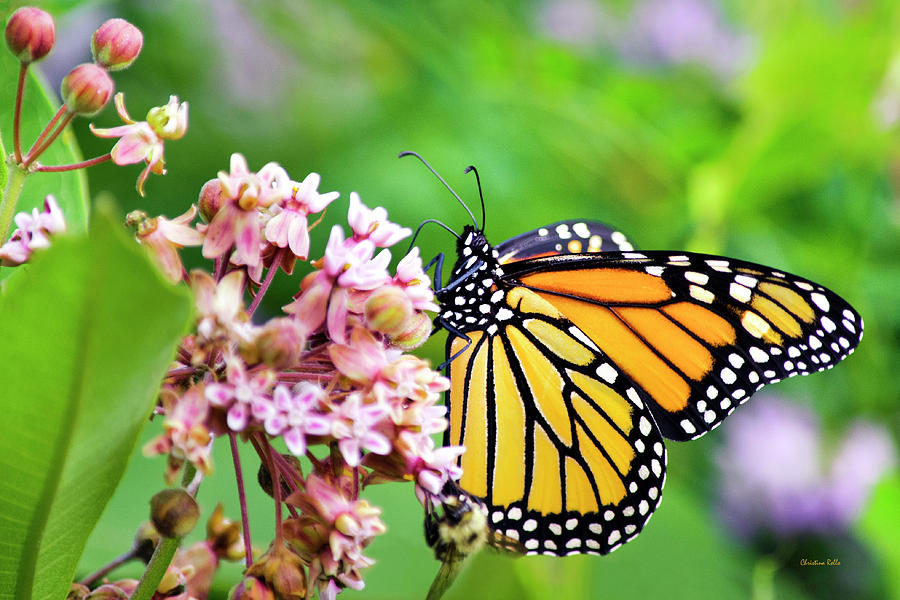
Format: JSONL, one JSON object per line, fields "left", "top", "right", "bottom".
{"left": 267, "top": 383, "right": 331, "bottom": 455}
{"left": 202, "top": 154, "right": 289, "bottom": 274}
{"left": 393, "top": 247, "right": 440, "bottom": 312}
{"left": 217, "top": 153, "right": 288, "bottom": 211}
{"left": 129, "top": 205, "right": 204, "bottom": 283}
{"left": 346, "top": 192, "right": 411, "bottom": 247}
{"left": 322, "top": 226, "right": 392, "bottom": 289}
{"left": 0, "top": 195, "right": 66, "bottom": 266}
{"left": 191, "top": 270, "right": 251, "bottom": 352}
{"left": 328, "top": 328, "right": 400, "bottom": 385}
{"left": 143, "top": 385, "right": 213, "bottom": 481}
{"left": 90, "top": 93, "right": 188, "bottom": 196}
{"left": 205, "top": 357, "right": 276, "bottom": 431}
{"left": 400, "top": 431, "right": 464, "bottom": 497}
{"left": 287, "top": 226, "right": 391, "bottom": 343}
{"left": 264, "top": 173, "right": 339, "bottom": 260}
{"left": 330, "top": 393, "right": 391, "bottom": 467}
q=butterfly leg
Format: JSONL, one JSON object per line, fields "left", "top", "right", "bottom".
{"left": 423, "top": 252, "right": 446, "bottom": 293}
{"left": 435, "top": 317, "right": 472, "bottom": 370}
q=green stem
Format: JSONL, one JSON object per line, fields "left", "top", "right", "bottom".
{"left": 130, "top": 536, "right": 180, "bottom": 600}
{"left": 0, "top": 162, "right": 28, "bottom": 243}
{"left": 129, "top": 463, "right": 198, "bottom": 600}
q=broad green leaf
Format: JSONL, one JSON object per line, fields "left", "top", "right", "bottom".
{"left": 0, "top": 38, "right": 90, "bottom": 238}
{"left": 0, "top": 203, "right": 192, "bottom": 600}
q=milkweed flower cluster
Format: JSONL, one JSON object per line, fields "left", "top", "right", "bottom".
{"left": 137, "top": 152, "right": 460, "bottom": 599}
{"left": 5, "top": 8, "right": 460, "bottom": 599}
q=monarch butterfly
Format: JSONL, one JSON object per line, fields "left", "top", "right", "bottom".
{"left": 404, "top": 154, "right": 863, "bottom": 569}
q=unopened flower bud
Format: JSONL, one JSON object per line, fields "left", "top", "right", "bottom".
{"left": 229, "top": 577, "right": 275, "bottom": 600}
{"left": 61, "top": 63, "right": 113, "bottom": 115}
{"left": 150, "top": 488, "right": 199, "bottom": 538}
{"left": 5, "top": 7, "right": 55, "bottom": 63}
{"left": 198, "top": 178, "right": 225, "bottom": 222}
{"left": 256, "top": 318, "right": 306, "bottom": 369}
{"left": 67, "top": 584, "right": 90, "bottom": 600}
{"left": 91, "top": 18, "right": 142, "bottom": 71}
{"left": 283, "top": 516, "right": 329, "bottom": 559}
{"left": 86, "top": 584, "right": 128, "bottom": 600}
{"left": 246, "top": 545, "right": 307, "bottom": 600}
{"left": 390, "top": 311, "right": 433, "bottom": 350}
{"left": 365, "top": 286, "right": 413, "bottom": 336}
{"left": 131, "top": 520, "right": 161, "bottom": 563}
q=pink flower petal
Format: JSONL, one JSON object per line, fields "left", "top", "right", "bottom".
{"left": 201, "top": 205, "right": 237, "bottom": 259}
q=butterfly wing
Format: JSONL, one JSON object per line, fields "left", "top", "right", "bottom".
{"left": 502, "top": 251, "right": 864, "bottom": 441}
{"left": 495, "top": 220, "right": 637, "bottom": 264}
{"left": 445, "top": 285, "right": 666, "bottom": 555}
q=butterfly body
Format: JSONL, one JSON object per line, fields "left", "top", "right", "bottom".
{"left": 433, "top": 220, "right": 863, "bottom": 557}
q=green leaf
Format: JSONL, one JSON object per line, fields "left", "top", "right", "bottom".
{"left": 0, "top": 203, "right": 192, "bottom": 600}
{"left": 0, "top": 40, "right": 90, "bottom": 236}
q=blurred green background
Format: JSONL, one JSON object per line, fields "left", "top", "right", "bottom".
{"left": 4, "top": 0, "right": 900, "bottom": 598}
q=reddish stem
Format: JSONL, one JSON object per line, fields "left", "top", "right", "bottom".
{"left": 229, "top": 433, "right": 254, "bottom": 568}
{"left": 23, "top": 106, "right": 68, "bottom": 165}
{"left": 23, "top": 110, "right": 75, "bottom": 168}
{"left": 78, "top": 549, "right": 136, "bottom": 586}
{"left": 248, "top": 248, "right": 284, "bottom": 316}
{"left": 36, "top": 153, "right": 112, "bottom": 172}
{"left": 276, "top": 372, "right": 334, "bottom": 385}
{"left": 13, "top": 63, "right": 27, "bottom": 163}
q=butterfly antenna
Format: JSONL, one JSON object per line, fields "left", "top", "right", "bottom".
{"left": 399, "top": 151, "right": 479, "bottom": 229}
{"left": 406, "top": 218, "right": 460, "bottom": 256}
{"left": 464, "top": 165, "right": 486, "bottom": 232}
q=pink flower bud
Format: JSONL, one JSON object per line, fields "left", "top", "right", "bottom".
{"left": 364, "top": 286, "right": 413, "bottom": 336}
{"left": 256, "top": 318, "right": 306, "bottom": 369}
{"left": 5, "top": 7, "right": 55, "bottom": 63}
{"left": 198, "top": 178, "right": 226, "bottom": 222}
{"left": 91, "top": 18, "right": 143, "bottom": 71}
{"left": 60, "top": 63, "right": 114, "bottom": 115}
{"left": 229, "top": 577, "right": 275, "bottom": 600}
{"left": 390, "top": 312, "right": 433, "bottom": 350}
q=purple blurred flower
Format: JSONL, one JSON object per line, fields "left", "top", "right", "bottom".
{"left": 624, "top": 0, "right": 752, "bottom": 77}
{"left": 716, "top": 395, "right": 896, "bottom": 539}
{"left": 537, "top": 0, "right": 614, "bottom": 47}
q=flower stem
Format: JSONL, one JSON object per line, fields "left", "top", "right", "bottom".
{"left": 36, "top": 153, "right": 112, "bottom": 172}
{"left": 0, "top": 163, "right": 28, "bottom": 244}
{"left": 130, "top": 536, "right": 179, "bottom": 600}
{"left": 22, "top": 105, "right": 68, "bottom": 166}
{"left": 130, "top": 463, "right": 198, "bottom": 600}
{"left": 230, "top": 432, "right": 254, "bottom": 568}
{"left": 78, "top": 549, "right": 137, "bottom": 586}
{"left": 13, "top": 63, "right": 27, "bottom": 163}
{"left": 248, "top": 248, "right": 284, "bottom": 316}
